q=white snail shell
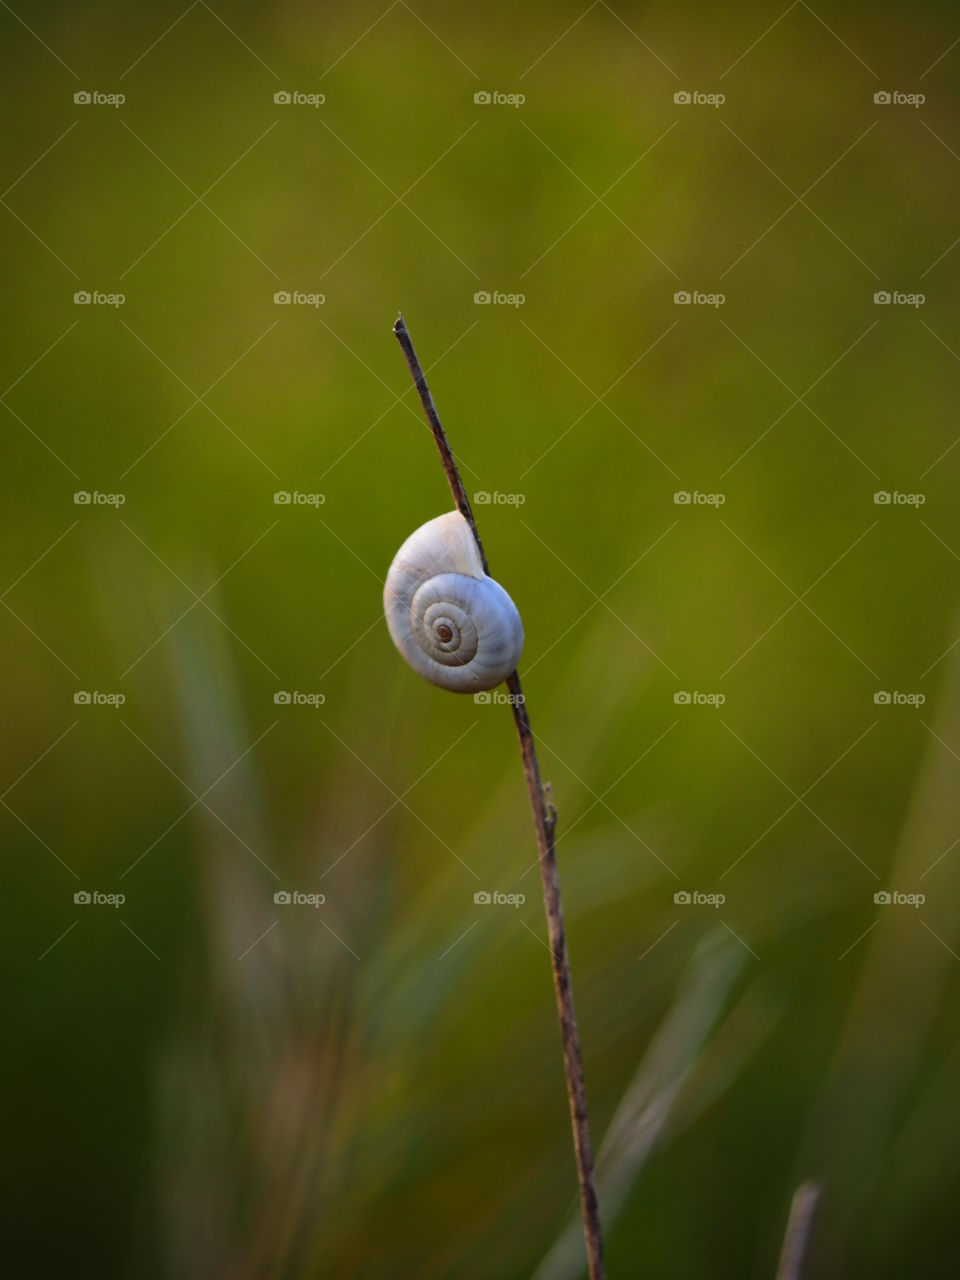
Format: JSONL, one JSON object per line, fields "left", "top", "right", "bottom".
{"left": 383, "top": 511, "right": 524, "bottom": 692}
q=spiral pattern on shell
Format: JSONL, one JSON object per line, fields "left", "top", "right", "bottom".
{"left": 383, "top": 511, "right": 524, "bottom": 692}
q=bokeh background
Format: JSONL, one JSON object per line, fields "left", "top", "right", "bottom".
{"left": 3, "top": 1, "right": 960, "bottom": 1276}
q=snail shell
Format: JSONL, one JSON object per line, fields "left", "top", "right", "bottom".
{"left": 383, "top": 511, "right": 524, "bottom": 692}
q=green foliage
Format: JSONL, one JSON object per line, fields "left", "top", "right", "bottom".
{"left": 2, "top": 2, "right": 960, "bottom": 1276}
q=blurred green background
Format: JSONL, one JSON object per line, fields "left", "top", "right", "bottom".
{"left": 3, "top": 1, "right": 960, "bottom": 1276}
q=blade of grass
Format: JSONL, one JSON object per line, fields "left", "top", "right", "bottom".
{"left": 393, "top": 312, "right": 605, "bottom": 1279}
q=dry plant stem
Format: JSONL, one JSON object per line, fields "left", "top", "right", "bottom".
{"left": 775, "top": 1182, "right": 821, "bottom": 1280}
{"left": 393, "top": 313, "right": 606, "bottom": 1280}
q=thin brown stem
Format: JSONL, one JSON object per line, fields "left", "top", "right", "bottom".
{"left": 393, "top": 313, "right": 605, "bottom": 1280}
